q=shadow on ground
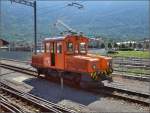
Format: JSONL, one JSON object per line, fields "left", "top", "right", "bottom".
{"left": 23, "top": 77, "right": 105, "bottom": 105}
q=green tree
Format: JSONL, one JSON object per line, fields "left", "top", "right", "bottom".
{"left": 101, "top": 43, "right": 105, "bottom": 48}
{"left": 138, "top": 43, "right": 143, "bottom": 49}
{"left": 129, "top": 42, "right": 132, "bottom": 48}
{"left": 114, "top": 42, "right": 118, "bottom": 48}
{"left": 133, "top": 43, "right": 137, "bottom": 48}
{"left": 120, "top": 44, "right": 126, "bottom": 48}
{"left": 108, "top": 43, "right": 112, "bottom": 49}
{"left": 146, "top": 43, "right": 149, "bottom": 49}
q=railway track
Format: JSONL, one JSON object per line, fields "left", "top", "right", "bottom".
{"left": 0, "top": 62, "right": 38, "bottom": 76}
{"left": 98, "top": 84, "right": 149, "bottom": 106}
{"left": 0, "top": 62, "right": 150, "bottom": 107}
{"left": 114, "top": 64, "right": 150, "bottom": 70}
{"left": 114, "top": 62, "right": 150, "bottom": 68}
{"left": 0, "top": 81, "right": 77, "bottom": 113}
{"left": 1, "top": 99, "right": 24, "bottom": 113}
{"left": 1, "top": 58, "right": 150, "bottom": 76}
{"left": 113, "top": 69, "right": 150, "bottom": 76}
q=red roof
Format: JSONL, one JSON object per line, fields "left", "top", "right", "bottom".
{"left": 0, "top": 39, "right": 9, "bottom": 45}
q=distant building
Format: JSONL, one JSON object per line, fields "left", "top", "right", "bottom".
{"left": 116, "top": 39, "right": 150, "bottom": 50}
{"left": 88, "top": 37, "right": 104, "bottom": 48}
{"left": 0, "top": 38, "right": 9, "bottom": 47}
{"left": 9, "top": 40, "right": 33, "bottom": 51}
{"left": 139, "top": 39, "right": 150, "bottom": 50}
{"left": 116, "top": 41, "right": 136, "bottom": 46}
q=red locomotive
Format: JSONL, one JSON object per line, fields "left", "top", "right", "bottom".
{"left": 31, "top": 34, "right": 113, "bottom": 87}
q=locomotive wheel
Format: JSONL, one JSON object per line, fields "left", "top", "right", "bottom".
{"left": 37, "top": 68, "right": 41, "bottom": 76}
{"left": 99, "top": 72, "right": 108, "bottom": 81}
{"left": 73, "top": 74, "right": 81, "bottom": 86}
{"left": 76, "top": 75, "right": 81, "bottom": 85}
{"left": 100, "top": 72, "right": 113, "bottom": 82}
{"left": 107, "top": 76, "right": 113, "bottom": 82}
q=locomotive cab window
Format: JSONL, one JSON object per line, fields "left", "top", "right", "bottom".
{"left": 79, "top": 42, "right": 86, "bottom": 54}
{"left": 50, "top": 42, "right": 55, "bottom": 53}
{"left": 57, "top": 42, "right": 62, "bottom": 54}
{"left": 75, "top": 45, "right": 79, "bottom": 54}
{"left": 45, "top": 43, "right": 50, "bottom": 53}
{"left": 67, "top": 42, "right": 73, "bottom": 53}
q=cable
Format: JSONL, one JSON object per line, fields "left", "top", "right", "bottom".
{"left": 37, "top": 1, "right": 69, "bottom": 9}
{"left": 38, "top": 4, "right": 65, "bottom": 12}
{"left": 38, "top": 5, "right": 68, "bottom": 16}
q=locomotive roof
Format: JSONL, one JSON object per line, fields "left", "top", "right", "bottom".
{"left": 44, "top": 36, "right": 65, "bottom": 41}
{"left": 44, "top": 35, "right": 88, "bottom": 42}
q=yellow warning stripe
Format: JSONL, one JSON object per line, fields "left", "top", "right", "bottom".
{"left": 91, "top": 72, "right": 99, "bottom": 80}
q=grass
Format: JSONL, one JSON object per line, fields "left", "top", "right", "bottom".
{"left": 109, "top": 51, "right": 150, "bottom": 59}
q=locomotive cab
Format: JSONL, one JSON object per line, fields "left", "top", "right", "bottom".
{"left": 32, "top": 35, "right": 88, "bottom": 69}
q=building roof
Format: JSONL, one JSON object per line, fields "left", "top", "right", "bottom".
{"left": 0, "top": 39, "right": 9, "bottom": 45}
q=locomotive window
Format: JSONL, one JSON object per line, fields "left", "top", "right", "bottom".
{"left": 79, "top": 42, "right": 86, "bottom": 53}
{"left": 75, "top": 45, "right": 79, "bottom": 54}
{"left": 67, "top": 42, "right": 73, "bottom": 53}
{"left": 57, "top": 42, "right": 62, "bottom": 54}
{"left": 50, "top": 42, "right": 55, "bottom": 53}
{"left": 46, "top": 43, "right": 50, "bottom": 52}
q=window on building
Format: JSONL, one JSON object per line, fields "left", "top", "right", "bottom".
{"left": 57, "top": 42, "right": 62, "bottom": 54}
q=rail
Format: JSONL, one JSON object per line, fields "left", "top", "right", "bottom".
{"left": 1, "top": 100, "right": 24, "bottom": 113}
{"left": 0, "top": 81, "right": 77, "bottom": 113}
{"left": 103, "top": 85, "right": 150, "bottom": 106}
{"left": 0, "top": 58, "right": 30, "bottom": 64}
{"left": 82, "top": 84, "right": 150, "bottom": 106}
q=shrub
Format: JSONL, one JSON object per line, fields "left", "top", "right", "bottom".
{"left": 119, "top": 48, "right": 134, "bottom": 51}
{"left": 107, "top": 50, "right": 118, "bottom": 54}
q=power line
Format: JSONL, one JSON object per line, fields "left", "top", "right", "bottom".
{"left": 10, "top": 0, "right": 34, "bottom": 7}
{"left": 38, "top": 5, "right": 67, "bottom": 16}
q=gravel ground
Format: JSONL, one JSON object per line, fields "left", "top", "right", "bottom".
{"left": 0, "top": 67, "right": 149, "bottom": 112}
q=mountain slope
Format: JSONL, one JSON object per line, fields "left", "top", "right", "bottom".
{"left": 0, "top": 1, "right": 149, "bottom": 42}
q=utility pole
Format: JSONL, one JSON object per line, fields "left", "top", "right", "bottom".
{"left": 10, "top": 0, "right": 37, "bottom": 54}
{"left": 0, "top": 0, "right": 2, "bottom": 38}
{"left": 34, "top": 1, "right": 37, "bottom": 54}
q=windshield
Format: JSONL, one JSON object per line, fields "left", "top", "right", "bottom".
{"left": 67, "top": 42, "right": 73, "bottom": 53}
{"left": 79, "top": 42, "right": 86, "bottom": 54}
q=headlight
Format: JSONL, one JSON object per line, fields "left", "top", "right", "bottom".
{"left": 107, "top": 62, "right": 109, "bottom": 66}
